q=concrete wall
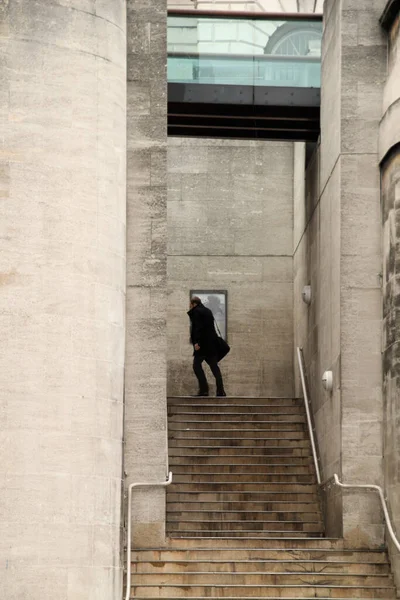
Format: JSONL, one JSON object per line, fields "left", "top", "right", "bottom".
{"left": 380, "top": 12, "right": 400, "bottom": 162}
{"left": 125, "top": 0, "right": 170, "bottom": 547}
{"left": 380, "top": 4, "right": 400, "bottom": 588}
{"left": 293, "top": 138, "right": 343, "bottom": 536}
{"left": 0, "top": 2, "right": 126, "bottom": 598}
{"left": 337, "top": 0, "right": 385, "bottom": 548}
{"left": 293, "top": 0, "right": 344, "bottom": 532}
{"left": 295, "top": 0, "right": 386, "bottom": 545}
{"left": 167, "top": 137, "right": 294, "bottom": 398}
{"left": 381, "top": 151, "right": 400, "bottom": 588}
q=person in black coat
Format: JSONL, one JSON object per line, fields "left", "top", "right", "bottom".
{"left": 187, "top": 296, "right": 226, "bottom": 397}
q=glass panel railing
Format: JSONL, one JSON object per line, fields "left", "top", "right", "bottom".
{"left": 168, "top": 54, "right": 321, "bottom": 87}
{"left": 168, "top": 15, "right": 322, "bottom": 89}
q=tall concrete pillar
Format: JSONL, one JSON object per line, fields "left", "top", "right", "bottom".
{"left": 0, "top": 2, "right": 126, "bottom": 598}
{"left": 320, "top": 0, "right": 386, "bottom": 545}
{"left": 125, "top": 0, "right": 168, "bottom": 546}
{"left": 380, "top": 0, "right": 400, "bottom": 587}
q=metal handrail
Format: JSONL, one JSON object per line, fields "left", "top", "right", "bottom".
{"left": 166, "top": 414, "right": 170, "bottom": 477}
{"left": 168, "top": 51, "right": 321, "bottom": 63}
{"left": 124, "top": 472, "right": 173, "bottom": 600}
{"left": 296, "top": 347, "right": 321, "bottom": 484}
{"left": 333, "top": 474, "right": 400, "bottom": 553}
{"left": 296, "top": 349, "right": 400, "bottom": 553}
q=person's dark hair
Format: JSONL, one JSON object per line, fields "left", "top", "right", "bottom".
{"left": 191, "top": 296, "right": 202, "bottom": 306}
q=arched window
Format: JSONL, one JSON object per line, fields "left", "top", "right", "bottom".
{"left": 264, "top": 22, "right": 322, "bottom": 56}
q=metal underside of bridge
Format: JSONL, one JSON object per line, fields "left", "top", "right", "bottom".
{"left": 168, "top": 82, "right": 320, "bottom": 141}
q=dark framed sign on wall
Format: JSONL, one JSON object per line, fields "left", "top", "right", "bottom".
{"left": 190, "top": 290, "right": 228, "bottom": 341}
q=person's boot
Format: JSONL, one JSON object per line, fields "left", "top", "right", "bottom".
{"left": 216, "top": 390, "right": 226, "bottom": 397}
{"left": 193, "top": 390, "right": 209, "bottom": 397}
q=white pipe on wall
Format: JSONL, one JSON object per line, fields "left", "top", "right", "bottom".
{"left": 297, "top": 347, "right": 321, "bottom": 485}
{"left": 124, "top": 472, "right": 173, "bottom": 600}
{"left": 333, "top": 474, "right": 400, "bottom": 554}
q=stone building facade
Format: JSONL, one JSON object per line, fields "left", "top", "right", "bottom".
{"left": 2, "top": 0, "right": 400, "bottom": 598}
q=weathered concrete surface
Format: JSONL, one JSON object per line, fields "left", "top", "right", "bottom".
{"left": 167, "top": 137, "right": 294, "bottom": 398}
{"left": 380, "top": 14, "right": 400, "bottom": 161}
{"left": 381, "top": 153, "right": 400, "bottom": 585}
{"left": 294, "top": 0, "right": 343, "bottom": 527}
{"left": 380, "top": 5, "right": 400, "bottom": 588}
{"left": 339, "top": 0, "right": 385, "bottom": 548}
{"left": 294, "top": 0, "right": 386, "bottom": 545}
{"left": 125, "top": 0, "right": 169, "bottom": 548}
{"left": 294, "top": 142, "right": 342, "bottom": 507}
{"left": 0, "top": 1, "right": 126, "bottom": 598}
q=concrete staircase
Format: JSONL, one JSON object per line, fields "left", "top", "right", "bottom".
{"left": 167, "top": 396, "right": 323, "bottom": 539}
{"left": 130, "top": 397, "right": 396, "bottom": 599}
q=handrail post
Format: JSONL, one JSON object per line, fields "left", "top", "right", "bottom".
{"left": 124, "top": 472, "right": 173, "bottom": 600}
{"left": 333, "top": 474, "right": 400, "bottom": 554}
{"left": 296, "top": 347, "right": 321, "bottom": 485}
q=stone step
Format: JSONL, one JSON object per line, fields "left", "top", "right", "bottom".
{"left": 171, "top": 465, "right": 313, "bottom": 474}
{"left": 169, "top": 430, "right": 308, "bottom": 439}
{"left": 130, "top": 591, "right": 393, "bottom": 600}
{"left": 172, "top": 474, "right": 315, "bottom": 484}
{"left": 131, "top": 559, "right": 390, "bottom": 575}
{"left": 169, "top": 412, "right": 305, "bottom": 421}
{"left": 164, "top": 538, "right": 345, "bottom": 549}
{"left": 169, "top": 422, "right": 306, "bottom": 431}
{"left": 169, "top": 439, "right": 311, "bottom": 448}
{"left": 167, "top": 521, "right": 323, "bottom": 533}
{"left": 133, "top": 597, "right": 395, "bottom": 600}
{"left": 131, "top": 585, "right": 396, "bottom": 598}
{"left": 167, "top": 501, "right": 321, "bottom": 512}
{"left": 132, "top": 572, "right": 393, "bottom": 586}
{"left": 168, "top": 397, "right": 303, "bottom": 406}
{"left": 167, "top": 511, "right": 322, "bottom": 522}
{"left": 170, "top": 456, "right": 313, "bottom": 466}
{"left": 167, "top": 492, "right": 320, "bottom": 503}
{"left": 132, "top": 548, "right": 388, "bottom": 561}
{"left": 168, "top": 482, "right": 318, "bottom": 493}
{"left": 169, "top": 446, "right": 312, "bottom": 457}
{"left": 167, "top": 531, "right": 324, "bottom": 538}
{"left": 169, "top": 406, "right": 305, "bottom": 415}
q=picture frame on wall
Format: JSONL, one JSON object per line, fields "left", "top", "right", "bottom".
{"left": 190, "top": 290, "right": 228, "bottom": 341}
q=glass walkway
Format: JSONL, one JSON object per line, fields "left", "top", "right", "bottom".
{"left": 167, "top": 10, "right": 322, "bottom": 141}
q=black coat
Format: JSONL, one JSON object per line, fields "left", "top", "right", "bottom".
{"left": 188, "top": 303, "right": 219, "bottom": 357}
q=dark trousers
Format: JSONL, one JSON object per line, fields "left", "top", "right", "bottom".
{"left": 193, "top": 353, "right": 224, "bottom": 394}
